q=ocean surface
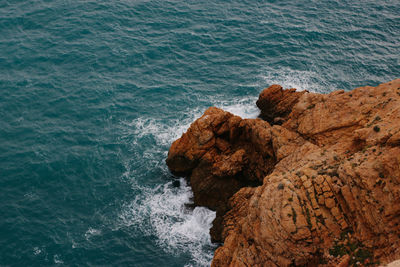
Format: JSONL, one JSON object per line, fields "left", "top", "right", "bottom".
{"left": 0, "top": 0, "right": 399, "bottom": 266}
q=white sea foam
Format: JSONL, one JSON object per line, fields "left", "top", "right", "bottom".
{"left": 121, "top": 94, "right": 260, "bottom": 150}
{"left": 53, "top": 254, "right": 64, "bottom": 264}
{"left": 119, "top": 178, "right": 216, "bottom": 266}
{"left": 85, "top": 227, "right": 101, "bottom": 240}
{"left": 33, "top": 246, "right": 41, "bottom": 255}
{"left": 118, "top": 96, "right": 260, "bottom": 266}
{"left": 121, "top": 108, "right": 204, "bottom": 148}
{"left": 213, "top": 96, "right": 260, "bottom": 119}
{"left": 24, "top": 192, "right": 39, "bottom": 201}
{"left": 259, "top": 67, "right": 332, "bottom": 93}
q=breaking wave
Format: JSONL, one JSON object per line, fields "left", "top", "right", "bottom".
{"left": 117, "top": 96, "right": 261, "bottom": 266}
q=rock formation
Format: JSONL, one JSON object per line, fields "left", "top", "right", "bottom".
{"left": 166, "top": 79, "right": 400, "bottom": 266}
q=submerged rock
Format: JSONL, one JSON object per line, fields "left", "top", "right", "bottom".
{"left": 167, "top": 79, "right": 400, "bottom": 266}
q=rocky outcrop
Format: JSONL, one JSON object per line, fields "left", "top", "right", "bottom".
{"left": 256, "top": 84, "right": 306, "bottom": 124}
{"left": 167, "top": 79, "right": 400, "bottom": 266}
{"left": 166, "top": 107, "right": 277, "bottom": 242}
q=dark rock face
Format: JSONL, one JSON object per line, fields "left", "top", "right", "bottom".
{"left": 256, "top": 84, "right": 306, "bottom": 124}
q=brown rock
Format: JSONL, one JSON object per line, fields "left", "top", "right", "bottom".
{"left": 256, "top": 84, "right": 306, "bottom": 123}
{"left": 166, "top": 79, "right": 400, "bottom": 266}
{"left": 337, "top": 254, "right": 350, "bottom": 267}
{"left": 166, "top": 107, "right": 277, "bottom": 242}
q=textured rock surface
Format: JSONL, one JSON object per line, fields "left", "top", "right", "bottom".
{"left": 167, "top": 79, "right": 400, "bottom": 265}
{"left": 166, "top": 106, "right": 276, "bottom": 242}
{"left": 256, "top": 84, "right": 306, "bottom": 124}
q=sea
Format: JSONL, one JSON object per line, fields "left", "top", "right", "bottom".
{"left": 0, "top": 0, "right": 399, "bottom": 266}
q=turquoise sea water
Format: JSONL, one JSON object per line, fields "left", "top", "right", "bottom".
{"left": 0, "top": 0, "right": 399, "bottom": 266}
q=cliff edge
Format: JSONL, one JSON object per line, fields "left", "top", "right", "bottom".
{"left": 166, "top": 79, "right": 400, "bottom": 266}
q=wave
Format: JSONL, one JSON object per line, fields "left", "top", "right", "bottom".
{"left": 119, "top": 178, "right": 216, "bottom": 266}
{"left": 117, "top": 94, "right": 261, "bottom": 266}
{"left": 214, "top": 96, "right": 260, "bottom": 119}
{"left": 258, "top": 67, "right": 334, "bottom": 93}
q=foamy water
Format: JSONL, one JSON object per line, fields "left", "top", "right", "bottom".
{"left": 118, "top": 97, "right": 261, "bottom": 266}
{"left": 215, "top": 96, "right": 260, "bottom": 119}
{"left": 119, "top": 178, "right": 216, "bottom": 266}
{"left": 2, "top": 1, "right": 397, "bottom": 265}
{"left": 259, "top": 67, "right": 336, "bottom": 93}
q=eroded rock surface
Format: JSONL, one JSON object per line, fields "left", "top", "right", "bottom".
{"left": 167, "top": 79, "right": 400, "bottom": 265}
{"left": 256, "top": 84, "right": 306, "bottom": 124}
{"left": 166, "top": 107, "right": 276, "bottom": 242}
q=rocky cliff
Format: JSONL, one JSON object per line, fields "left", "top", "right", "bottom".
{"left": 166, "top": 79, "right": 400, "bottom": 266}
